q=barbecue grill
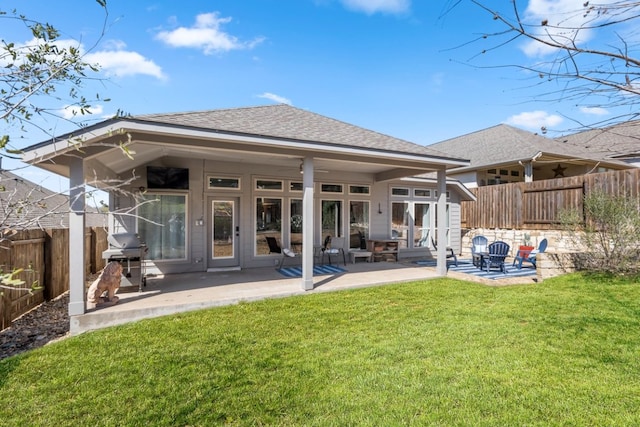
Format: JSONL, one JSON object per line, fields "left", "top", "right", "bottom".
{"left": 102, "top": 232, "right": 147, "bottom": 292}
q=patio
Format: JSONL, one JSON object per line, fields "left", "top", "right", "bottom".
{"left": 72, "top": 258, "right": 538, "bottom": 335}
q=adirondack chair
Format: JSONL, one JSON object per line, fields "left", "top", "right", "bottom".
{"left": 471, "top": 235, "right": 488, "bottom": 267}
{"left": 482, "top": 241, "right": 510, "bottom": 274}
{"left": 513, "top": 238, "right": 548, "bottom": 269}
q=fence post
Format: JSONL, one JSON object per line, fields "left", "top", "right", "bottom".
{"left": 1, "top": 291, "right": 11, "bottom": 330}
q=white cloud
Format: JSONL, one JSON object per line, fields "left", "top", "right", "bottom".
{"left": 341, "top": 0, "right": 410, "bottom": 15}
{"left": 506, "top": 110, "right": 563, "bottom": 130}
{"left": 85, "top": 47, "right": 166, "bottom": 80}
{"left": 257, "top": 93, "right": 292, "bottom": 105}
{"left": 519, "top": 0, "right": 623, "bottom": 57}
{"left": 0, "top": 37, "right": 164, "bottom": 81}
{"left": 155, "top": 12, "right": 265, "bottom": 55}
{"left": 61, "top": 104, "right": 104, "bottom": 120}
{"left": 0, "top": 37, "right": 81, "bottom": 67}
{"left": 579, "top": 106, "right": 609, "bottom": 116}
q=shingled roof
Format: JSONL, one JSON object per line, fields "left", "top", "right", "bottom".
{"left": 558, "top": 120, "right": 640, "bottom": 160}
{"left": 0, "top": 170, "right": 105, "bottom": 229}
{"left": 428, "top": 123, "right": 628, "bottom": 170}
{"left": 134, "top": 104, "right": 460, "bottom": 160}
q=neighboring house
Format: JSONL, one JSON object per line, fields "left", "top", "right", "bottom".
{"left": 428, "top": 124, "right": 632, "bottom": 188}
{"left": 21, "top": 104, "right": 473, "bottom": 315}
{"left": 0, "top": 170, "right": 106, "bottom": 229}
{"left": 558, "top": 120, "right": 640, "bottom": 168}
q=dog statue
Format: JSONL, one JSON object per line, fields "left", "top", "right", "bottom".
{"left": 87, "top": 261, "right": 123, "bottom": 308}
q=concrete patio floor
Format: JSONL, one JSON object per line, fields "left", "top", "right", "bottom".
{"left": 72, "top": 259, "right": 536, "bottom": 335}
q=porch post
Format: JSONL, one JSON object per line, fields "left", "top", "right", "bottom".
{"left": 68, "top": 157, "right": 86, "bottom": 315}
{"left": 436, "top": 168, "right": 447, "bottom": 276}
{"left": 524, "top": 161, "right": 534, "bottom": 182}
{"left": 301, "top": 157, "right": 315, "bottom": 290}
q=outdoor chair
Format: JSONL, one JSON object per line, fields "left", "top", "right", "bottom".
{"left": 321, "top": 235, "right": 347, "bottom": 266}
{"left": 265, "top": 236, "right": 296, "bottom": 269}
{"left": 431, "top": 237, "right": 458, "bottom": 267}
{"left": 513, "top": 238, "right": 548, "bottom": 269}
{"left": 482, "top": 241, "right": 510, "bottom": 274}
{"left": 471, "top": 235, "right": 488, "bottom": 267}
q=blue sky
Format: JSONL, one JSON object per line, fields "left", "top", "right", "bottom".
{"left": 2, "top": 0, "right": 628, "bottom": 193}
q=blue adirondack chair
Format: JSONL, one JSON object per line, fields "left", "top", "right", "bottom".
{"left": 482, "top": 241, "right": 510, "bottom": 274}
{"left": 513, "top": 238, "right": 548, "bottom": 269}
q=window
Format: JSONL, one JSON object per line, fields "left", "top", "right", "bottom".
{"left": 322, "top": 200, "right": 343, "bottom": 238}
{"left": 321, "top": 183, "right": 343, "bottom": 193}
{"left": 414, "top": 189, "right": 431, "bottom": 198}
{"left": 434, "top": 203, "right": 451, "bottom": 246}
{"left": 391, "top": 202, "right": 409, "bottom": 247}
{"left": 138, "top": 194, "right": 187, "bottom": 261}
{"left": 290, "top": 199, "right": 303, "bottom": 252}
{"left": 256, "top": 198, "right": 282, "bottom": 256}
{"left": 349, "top": 201, "right": 369, "bottom": 249}
{"left": 392, "top": 187, "right": 409, "bottom": 196}
{"left": 414, "top": 203, "right": 430, "bottom": 248}
{"left": 208, "top": 176, "right": 240, "bottom": 190}
{"left": 256, "top": 179, "right": 283, "bottom": 191}
{"left": 349, "top": 185, "right": 370, "bottom": 195}
{"left": 290, "top": 181, "right": 303, "bottom": 192}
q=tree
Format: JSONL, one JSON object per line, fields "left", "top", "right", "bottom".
{"left": 447, "top": 0, "right": 640, "bottom": 131}
{"left": 1, "top": 0, "right": 109, "bottom": 155}
{"left": 0, "top": 1, "right": 112, "bottom": 294}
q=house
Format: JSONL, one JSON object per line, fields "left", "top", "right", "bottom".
{"left": 558, "top": 120, "right": 640, "bottom": 168}
{"left": 427, "top": 124, "right": 632, "bottom": 188}
{"left": 21, "top": 104, "right": 473, "bottom": 316}
{"left": 0, "top": 169, "right": 106, "bottom": 229}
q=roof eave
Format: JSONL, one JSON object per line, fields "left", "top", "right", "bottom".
{"left": 23, "top": 118, "right": 470, "bottom": 170}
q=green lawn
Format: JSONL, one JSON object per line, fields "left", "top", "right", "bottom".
{"left": 2, "top": 274, "right": 640, "bottom": 426}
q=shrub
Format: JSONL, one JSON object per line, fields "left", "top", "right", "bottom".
{"left": 560, "top": 190, "right": 640, "bottom": 276}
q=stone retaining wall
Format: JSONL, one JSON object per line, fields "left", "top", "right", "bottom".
{"left": 461, "top": 228, "right": 584, "bottom": 281}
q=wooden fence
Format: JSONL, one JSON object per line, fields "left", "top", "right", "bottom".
{"left": 461, "top": 168, "right": 640, "bottom": 230}
{"left": 0, "top": 227, "right": 108, "bottom": 329}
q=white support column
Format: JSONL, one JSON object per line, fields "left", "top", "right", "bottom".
{"left": 68, "top": 158, "right": 86, "bottom": 316}
{"left": 436, "top": 168, "right": 447, "bottom": 276}
{"left": 301, "top": 157, "right": 315, "bottom": 290}
{"left": 524, "top": 161, "right": 534, "bottom": 182}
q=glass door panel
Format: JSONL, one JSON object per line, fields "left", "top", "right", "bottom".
{"left": 414, "top": 203, "right": 430, "bottom": 248}
{"left": 391, "top": 202, "right": 409, "bottom": 248}
{"left": 212, "top": 200, "right": 234, "bottom": 259}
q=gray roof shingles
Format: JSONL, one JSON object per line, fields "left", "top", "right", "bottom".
{"left": 0, "top": 170, "right": 105, "bottom": 229}
{"left": 558, "top": 120, "right": 640, "bottom": 159}
{"left": 134, "top": 104, "right": 464, "bottom": 161}
{"left": 428, "top": 123, "right": 626, "bottom": 169}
